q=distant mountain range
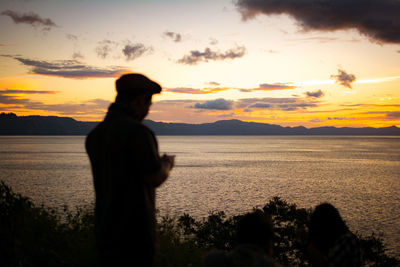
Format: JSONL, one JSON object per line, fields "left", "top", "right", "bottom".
{"left": 1, "top": 113, "right": 399, "bottom": 135}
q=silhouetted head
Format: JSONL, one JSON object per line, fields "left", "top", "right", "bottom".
{"left": 115, "top": 73, "right": 161, "bottom": 103}
{"left": 236, "top": 211, "right": 273, "bottom": 254}
{"left": 115, "top": 73, "right": 162, "bottom": 120}
{"left": 309, "top": 203, "right": 348, "bottom": 252}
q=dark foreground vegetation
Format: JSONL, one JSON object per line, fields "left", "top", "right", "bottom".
{"left": 1, "top": 180, "right": 399, "bottom": 267}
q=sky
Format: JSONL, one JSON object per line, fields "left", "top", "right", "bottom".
{"left": 0, "top": 0, "right": 399, "bottom": 127}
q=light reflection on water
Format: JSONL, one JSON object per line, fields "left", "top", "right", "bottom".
{"left": 0, "top": 135, "right": 399, "bottom": 256}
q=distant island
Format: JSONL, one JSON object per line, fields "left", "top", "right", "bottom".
{"left": 1, "top": 112, "right": 399, "bottom": 135}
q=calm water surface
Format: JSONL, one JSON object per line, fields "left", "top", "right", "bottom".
{"left": 0, "top": 135, "right": 399, "bottom": 256}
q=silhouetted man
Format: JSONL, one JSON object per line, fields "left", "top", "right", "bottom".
{"left": 86, "top": 73, "right": 175, "bottom": 267}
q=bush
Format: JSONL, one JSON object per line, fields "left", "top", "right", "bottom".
{"left": 1, "top": 180, "right": 399, "bottom": 266}
{"left": 0, "top": 181, "right": 98, "bottom": 267}
{"left": 157, "top": 197, "right": 400, "bottom": 267}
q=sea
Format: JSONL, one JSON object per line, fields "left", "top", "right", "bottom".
{"left": 0, "top": 135, "right": 399, "bottom": 256}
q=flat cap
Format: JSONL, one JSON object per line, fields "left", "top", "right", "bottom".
{"left": 116, "top": 73, "right": 162, "bottom": 97}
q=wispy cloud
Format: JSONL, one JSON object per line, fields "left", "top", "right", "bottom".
{"left": 1, "top": 10, "right": 58, "bottom": 30}
{"left": 1, "top": 89, "right": 57, "bottom": 95}
{"left": 331, "top": 69, "right": 356, "bottom": 88}
{"left": 237, "top": 97, "right": 320, "bottom": 111}
{"left": 240, "top": 83, "right": 297, "bottom": 92}
{"left": 72, "top": 52, "right": 84, "bottom": 61}
{"left": 236, "top": 0, "right": 400, "bottom": 44}
{"left": 293, "top": 75, "right": 400, "bottom": 87}
{"left": 327, "top": 117, "right": 348, "bottom": 121}
{"left": 178, "top": 46, "right": 246, "bottom": 65}
{"left": 354, "top": 110, "right": 400, "bottom": 120}
{"left": 66, "top": 34, "right": 78, "bottom": 41}
{"left": 205, "top": 81, "right": 220, "bottom": 86}
{"left": 163, "top": 31, "right": 182, "bottom": 42}
{"left": 386, "top": 111, "right": 400, "bottom": 119}
{"left": 95, "top": 40, "right": 116, "bottom": 59}
{"left": 167, "top": 82, "right": 297, "bottom": 94}
{"left": 0, "top": 89, "right": 57, "bottom": 105}
{"left": 341, "top": 103, "right": 400, "bottom": 108}
{"left": 354, "top": 76, "right": 400, "bottom": 84}
{"left": 209, "top": 38, "right": 219, "bottom": 45}
{"left": 166, "top": 87, "right": 229, "bottom": 94}
{"left": 94, "top": 39, "right": 151, "bottom": 61}
{"left": 193, "top": 98, "right": 234, "bottom": 110}
{"left": 36, "top": 99, "right": 110, "bottom": 116}
{"left": 10, "top": 56, "right": 130, "bottom": 79}
{"left": 0, "top": 89, "right": 110, "bottom": 118}
{"left": 172, "top": 96, "right": 321, "bottom": 112}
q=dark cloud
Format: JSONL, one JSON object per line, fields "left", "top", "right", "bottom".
{"left": 12, "top": 56, "right": 129, "bottom": 79}
{"left": 122, "top": 43, "right": 152, "bottom": 61}
{"left": 305, "top": 89, "right": 325, "bottom": 98}
{"left": 236, "top": 0, "right": 400, "bottom": 44}
{"left": 193, "top": 98, "right": 234, "bottom": 110}
{"left": 1, "top": 10, "right": 58, "bottom": 30}
{"left": 164, "top": 31, "right": 182, "bottom": 42}
{"left": 248, "top": 103, "right": 271, "bottom": 109}
{"left": 331, "top": 69, "right": 356, "bottom": 88}
{"left": 178, "top": 46, "right": 246, "bottom": 65}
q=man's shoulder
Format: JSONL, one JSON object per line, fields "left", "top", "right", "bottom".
{"left": 104, "top": 115, "right": 153, "bottom": 133}
{"left": 125, "top": 119, "right": 154, "bottom": 136}
{"left": 86, "top": 117, "right": 151, "bottom": 141}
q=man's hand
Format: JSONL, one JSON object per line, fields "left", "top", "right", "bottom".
{"left": 147, "top": 154, "right": 175, "bottom": 187}
{"left": 162, "top": 154, "right": 175, "bottom": 170}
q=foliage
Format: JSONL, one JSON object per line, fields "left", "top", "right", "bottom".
{"left": 263, "top": 197, "right": 311, "bottom": 266}
{"left": 1, "top": 180, "right": 399, "bottom": 267}
{"left": 0, "top": 181, "right": 98, "bottom": 267}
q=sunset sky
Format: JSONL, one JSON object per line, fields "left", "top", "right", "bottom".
{"left": 1, "top": 0, "right": 399, "bottom": 127}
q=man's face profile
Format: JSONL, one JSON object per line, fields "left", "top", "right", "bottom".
{"left": 131, "top": 93, "right": 152, "bottom": 121}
